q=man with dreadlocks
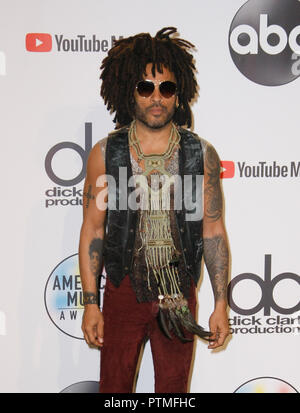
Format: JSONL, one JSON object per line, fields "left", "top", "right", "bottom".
{"left": 79, "top": 27, "right": 230, "bottom": 393}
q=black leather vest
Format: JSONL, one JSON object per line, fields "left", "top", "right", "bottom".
{"left": 103, "top": 125, "right": 204, "bottom": 287}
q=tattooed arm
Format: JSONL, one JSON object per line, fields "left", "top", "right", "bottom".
{"left": 79, "top": 141, "right": 107, "bottom": 347}
{"left": 203, "top": 142, "right": 230, "bottom": 349}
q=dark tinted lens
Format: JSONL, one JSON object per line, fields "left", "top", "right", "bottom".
{"left": 136, "top": 81, "right": 154, "bottom": 97}
{"left": 159, "top": 81, "right": 177, "bottom": 98}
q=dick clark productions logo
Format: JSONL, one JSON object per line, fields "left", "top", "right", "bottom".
{"left": 228, "top": 255, "right": 300, "bottom": 336}
{"left": 229, "top": 0, "right": 300, "bottom": 85}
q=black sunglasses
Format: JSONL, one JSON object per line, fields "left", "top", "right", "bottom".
{"left": 136, "top": 80, "right": 177, "bottom": 99}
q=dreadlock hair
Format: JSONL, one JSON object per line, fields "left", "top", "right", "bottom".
{"left": 100, "top": 27, "right": 198, "bottom": 128}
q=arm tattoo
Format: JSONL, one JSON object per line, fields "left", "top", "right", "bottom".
{"left": 204, "top": 144, "right": 222, "bottom": 222}
{"left": 83, "top": 184, "right": 95, "bottom": 209}
{"left": 82, "top": 238, "right": 104, "bottom": 306}
{"left": 203, "top": 235, "right": 229, "bottom": 302}
{"left": 83, "top": 291, "right": 98, "bottom": 305}
{"left": 88, "top": 238, "right": 104, "bottom": 282}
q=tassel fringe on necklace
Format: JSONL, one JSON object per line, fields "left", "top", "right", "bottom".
{"left": 129, "top": 121, "right": 213, "bottom": 342}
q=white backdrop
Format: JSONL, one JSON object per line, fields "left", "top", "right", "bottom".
{"left": 0, "top": 0, "right": 299, "bottom": 393}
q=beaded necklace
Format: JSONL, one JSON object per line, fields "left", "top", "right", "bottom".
{"left": 128, "top": 120, "right": 212, "bottom": 342}
{"left": 129, "top": 120, "right": 181, "bottom": 296}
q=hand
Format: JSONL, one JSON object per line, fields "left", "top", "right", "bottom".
{"left": 208, "top": 307, "right": 229, "bottom": 349}
{"left": 82, "top": 305, "right": 104, "bottom": 348}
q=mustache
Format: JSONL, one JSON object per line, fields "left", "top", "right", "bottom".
{"left": 146, "top": 103, "right": 166, "bottom": 110}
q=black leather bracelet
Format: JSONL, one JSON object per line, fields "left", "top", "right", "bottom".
{"left": 83, "top": 292, "right": 98, "bottom": 305}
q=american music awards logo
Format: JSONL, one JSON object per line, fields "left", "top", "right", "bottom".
{"left": 44, "top": 253, "right": 106, "bottom": 339}
{"left": 234, "top": 377, "right": 298, "bottom": 393}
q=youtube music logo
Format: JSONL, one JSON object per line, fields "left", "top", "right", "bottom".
{"left": 26, "top": 33, "right": 52, "bottom": 52}
{"left": 26, "top": 33, "right": 122, "bottom": 53}
{"left": 220, "top": 161, "right": 235, "bottom": 179}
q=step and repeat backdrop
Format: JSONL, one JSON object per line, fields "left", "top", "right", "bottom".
{"left": 0, "top": 0, "right": 299, "bottom": 393}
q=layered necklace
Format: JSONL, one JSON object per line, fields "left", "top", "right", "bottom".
{"left": 128, "top": 120, "right": 213, "bottom": 343}
{"left": 129, "top": 120, "right": 180, "bottom": 296}
{"left": 129, "top": 120, "right": 180, "bottom": 176}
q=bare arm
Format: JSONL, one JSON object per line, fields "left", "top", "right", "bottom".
{"left": 79, "top": 141, "right": 107, "bottom": 347}
{"left": 203, "top": 142, "right": 230, "bottom": 349}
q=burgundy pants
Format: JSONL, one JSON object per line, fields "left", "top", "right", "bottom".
{"left": 99, "top": 275, "right": 196, "bottom": 393}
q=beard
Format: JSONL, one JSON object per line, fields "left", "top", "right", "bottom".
{"left": 134, "top": 101, "right": 176, "bottom": 130}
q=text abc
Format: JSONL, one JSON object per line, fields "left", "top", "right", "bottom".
{"left": 230, "top": 14, "right": 300, "bottom": 55}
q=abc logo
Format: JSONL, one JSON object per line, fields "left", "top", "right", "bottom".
{"left": 229, "top": 0, "right": 300, "bottom": 86}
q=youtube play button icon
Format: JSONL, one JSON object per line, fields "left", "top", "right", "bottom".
{"left": 26, "top": 33, "right": 52, "bottom": 52}
{"left": 220, "top": 161, "right": 235, "bottom": 179}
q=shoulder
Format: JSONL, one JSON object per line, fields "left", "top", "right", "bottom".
{"left": 87, "top": 135, "right": 110, "bottom": 177}
{"left": 87, "top": 125, "right": 131, "bottom": 174}
{"left": 178, "top": 127, "right": 219, "bottom": 163}
{"left": 106, "top": 124, "right": 130, "bottom": 141}
{"left": 95, "top": 124, "right": 130, "bottom": 148}
{"left": 199, "top": 138, "right": 220, "bottom": 167}
{"left": 91, "top": 124, "right": 128, "bottom": 159}
{"left": 97, "top": 136, "right": 108, "bottom": 159}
